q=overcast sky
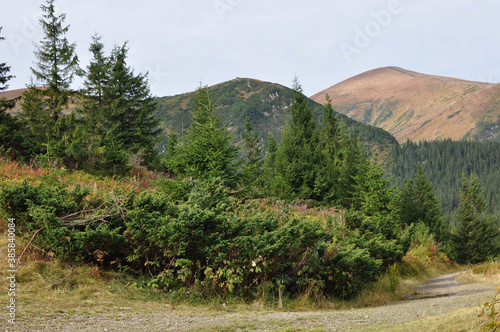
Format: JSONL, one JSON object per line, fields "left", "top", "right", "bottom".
{"left": 1, "top": 0, "right": 499, "bottom": 97}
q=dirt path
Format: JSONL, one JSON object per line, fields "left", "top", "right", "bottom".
{"left": 9, "top": 272, "right": 498, "bottom": 332}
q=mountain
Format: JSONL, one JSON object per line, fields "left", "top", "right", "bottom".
{"left": 310, "top": 67, "right": 500, "bottom": 143}
{"left": 155, "top": 78, "right": 398, "bottom": 160}
{"left": 0, "top": 88, "right": 25, "bottom": 113}
{"left": 0, "top": 80, "right": 399, "bottom": 161}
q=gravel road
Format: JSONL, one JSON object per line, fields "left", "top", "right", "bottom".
{"left": 5, "top": 273, "right": 498, "bottom": 332}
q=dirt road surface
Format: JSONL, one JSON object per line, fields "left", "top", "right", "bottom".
{"left": 6, "top": 272, "right": 498, "bottom": 331}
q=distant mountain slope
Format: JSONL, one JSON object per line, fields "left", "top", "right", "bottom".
{"left": 155, "top": 78, "right": 398, "bottom": 160}
{"left": 0, "top": 88, "right": 25, "bottom": 113}
{"left": 310, "top": 67, "right": 500, "bottom": 143}
{"left": 1, "top": 79, "right": 399, "bottom": 162}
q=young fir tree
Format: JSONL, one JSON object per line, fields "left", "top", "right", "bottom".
{"left": 168, "top": 86, "right": 239, "bottom": 187}
{"left": 452, "top": 173, "right": 500, "bottom": 263}
{"left": 272, "top": 78, "right": 321, "bottom": 200}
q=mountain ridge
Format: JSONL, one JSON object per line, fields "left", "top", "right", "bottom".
{"left": 310, "top": 66, "right": 500, "bottom": 143}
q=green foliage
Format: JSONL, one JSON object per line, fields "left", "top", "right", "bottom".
{"left": 398, "top": 164, "right": 448, "bottom": 243}
{"left": 0, "top": 178, "right": 129, "bottom": 264}
{"left": 80, "top": 38, "right": 162, "bottom": 169}
{"left": 167, "top": 86, "right": 239, "bottom": 187}
{"left": 0, "top": 28, "right": 34, "bottom": 162}
{"left": 390, "top": 139, "right": 500, "bottom": 224}
{"left": 452, "top": 173, "right": 500, "bottom": 264}
{"left": 480, "top": 285, "right": 500, "bottom": 331}
{"left": 272, "top": 78, "right": 322, "bottom": 200}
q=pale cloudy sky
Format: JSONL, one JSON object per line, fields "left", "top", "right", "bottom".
{"left": 1, "top": 0, "right": 499, "bottom": 97}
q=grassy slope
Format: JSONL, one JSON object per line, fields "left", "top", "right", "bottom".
{"left": 311, "top": 67, "right": 500, "bottom": 143}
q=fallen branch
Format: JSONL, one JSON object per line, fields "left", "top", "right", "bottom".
{"left": 16, "top": 227, "right": 45, "bottom": 266}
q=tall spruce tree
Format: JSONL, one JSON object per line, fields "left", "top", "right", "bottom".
{"left": 24, "top": 0, "right": 80, "bottom": 122}
{"left": 272, "top": 78, "right": 321, "bottom": 200}
{"left": 168, "top": 86, "right": 239, "bottom": 186}
{"left": 104, "top": 43, "right": 161, "bottom": 166}
{"left": 452, "top": 173, "right": 499, "bottom": 263}
{"left": 80, "top": 40, "right": 161, "bottom": 169}
{"left": 19, "top": 0, "right": 80, "bottom": 165}
{"left": 0, "top": 27, "right": 14, "bottom": 93}
{"left": 316, "top": 94, "right": 349, "bottom": 205}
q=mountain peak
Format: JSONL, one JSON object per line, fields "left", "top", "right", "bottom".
{"left": 310, "top": 67, "right": 500, "bottom": 142}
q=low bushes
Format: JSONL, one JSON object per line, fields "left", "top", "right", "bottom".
{"left": 0, "top": 172, "right": 413, "bottom": 301}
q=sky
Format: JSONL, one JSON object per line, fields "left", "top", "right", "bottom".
{"left": 1, "top": 0, "right": 500, "bottom": 97}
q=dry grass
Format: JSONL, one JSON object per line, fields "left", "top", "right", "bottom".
{"left": 361, "top": 307, "right": 484, "bottom": 332}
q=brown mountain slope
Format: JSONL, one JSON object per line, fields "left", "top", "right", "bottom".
{"left": 310, "top": 67, "right": 500, "bottom": 142}
{"left": 0, "top": 88, "right": 26, "bottom": 113}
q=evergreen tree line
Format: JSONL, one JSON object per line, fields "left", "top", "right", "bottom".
{"left": 0, "top": 0, "right": 161, "bottom": 171}
{"left": 390, "top": 139, "right": 500, "bottom": 226}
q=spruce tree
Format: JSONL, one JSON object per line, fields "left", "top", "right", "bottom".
{"left": 273, "top": 78, "right": 321, "bottom": 200}
{"left": 169, "top": 86, "right": 239, "bottom": 186}
{"left": 0, "top": 27, "right": 14, "bottom": 93}
{"left": 19, "top": 0, "right": 80, "bottom": 165}
{"left": 452, "top": 173, "right": 499, "bottom": 263}
{"left": 79, "top": 40, "right": 161, "bottom": 169}
{"left": 24, "top": 0, "right": 80, "bottom": 122}
{"left": 240, "top": 117, "right": 263, "bottom": 194}
{"left": 104, "top": 43, "right": 161, "bottom": 166}
{"left": 399, "top": 164, "right": 448, "bottom": 242}
{"left": 317, "top": 94, "right": 348, "bottom": 205}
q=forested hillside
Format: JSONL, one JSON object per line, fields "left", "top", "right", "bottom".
{"left": 389, "top": 139, "right": 500, "bottom": 225}
{"left": 155, "top": 78, "right": 398, "bottom": 162}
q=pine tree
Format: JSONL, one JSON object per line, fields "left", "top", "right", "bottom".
{"left": 169, "top": 86, "right": 239, "bottom": 186}
{"left": 452, "top": 173, "right": 500, "bottom": 263}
